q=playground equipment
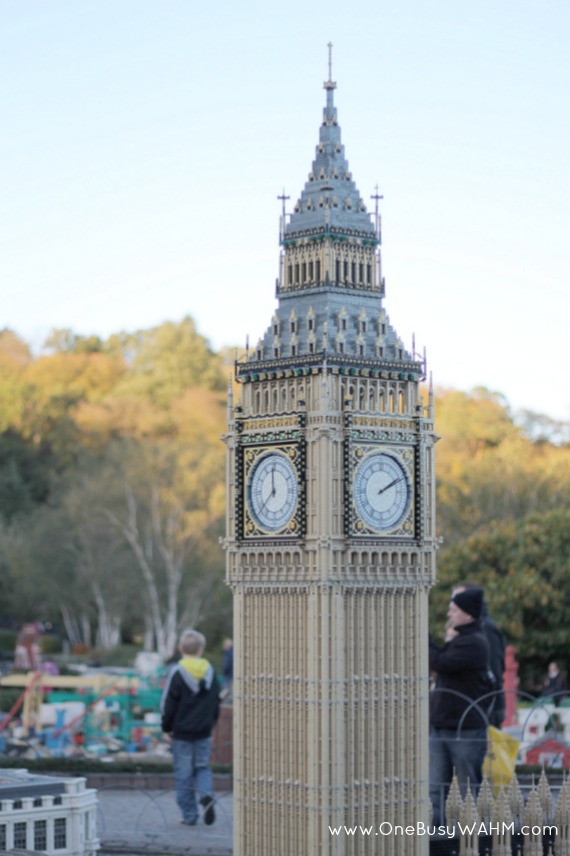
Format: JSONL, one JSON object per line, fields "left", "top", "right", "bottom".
{"left": 0, "top": 671, "right": 163, "bottom": 754}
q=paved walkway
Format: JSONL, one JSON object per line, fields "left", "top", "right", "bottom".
{"left": 97, "top": 787, "right": 233, "bottom": 855}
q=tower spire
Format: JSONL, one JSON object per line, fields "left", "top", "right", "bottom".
{"left": 324, "top": 41, "right": 336, "bottom": 114}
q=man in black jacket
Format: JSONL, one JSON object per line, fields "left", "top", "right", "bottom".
{"left": 452, "top": 582, "right": 506, "bottom": 728}
{"left": 429, "top": 586, "right": 491, "bottom": 825}
{"left": 161, "top": 629, "right": 220, "bottom": 826}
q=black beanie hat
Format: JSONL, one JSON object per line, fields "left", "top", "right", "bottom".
{"left": 452, "top": 586, "right": 484, "bottom": 620}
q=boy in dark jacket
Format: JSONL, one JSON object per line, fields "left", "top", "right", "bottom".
{"left": 161, "top": 629, "right": 220, "bottom": 826}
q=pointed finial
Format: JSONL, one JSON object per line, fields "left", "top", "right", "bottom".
{"left": 277, "top": 189, "right": 290, "bottom": 243}
{"left": 277, "top": 189, "right": 289, "bottom": 220}
{"left": 371, "top": 185, "right": 383, "bottom": 242}
{"left": 324, "top": 41, "right": 336, "bottom": 91}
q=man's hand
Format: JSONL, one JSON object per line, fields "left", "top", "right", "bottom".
{"left": 445, "top": 626, "right": 458, "bottom": 642}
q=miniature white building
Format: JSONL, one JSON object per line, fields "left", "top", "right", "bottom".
{"left": 0, "top": 769, "right": 99, "bottom": 855}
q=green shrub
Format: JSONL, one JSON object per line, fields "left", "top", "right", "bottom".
{"left": 0, "top": 629, "right": 17, "bottom": 651}
{"left": 41, "top": 634, "right": 63, "bottom": 655}
{"left": 88, "top": 644, "right": 140, "bottom": 668}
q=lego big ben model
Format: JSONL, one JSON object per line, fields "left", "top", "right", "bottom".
{"left": 225, "top": 57, "right": 437, "bottom": 856}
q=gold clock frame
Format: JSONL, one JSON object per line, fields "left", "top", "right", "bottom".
{"left": 347, "top": 442, "right": 416, "bottom": 539}
{"left": 237, "top": 439, "right": 306, "bottom": 541}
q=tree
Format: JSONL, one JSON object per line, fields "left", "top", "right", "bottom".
{"left": 431, "top": 508, "right": 570, "bottom": 689}
{"left": 101, "top": 439, "right": 226, "bottom": 658}
{"left": 435, "top": 387, "right": 570, "bottom": 544}
{"left": 0, "top": 430, "right": 51, "bottom": 521}
{"left": 44, "top": 328, "right": 104, "bottom": 354}
{"left": 108, "top": 317, "right": 226, "bottom": 405}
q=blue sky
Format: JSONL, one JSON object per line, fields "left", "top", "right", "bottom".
{"left": 1, "top": 0, "right": 569, "bottom": 419}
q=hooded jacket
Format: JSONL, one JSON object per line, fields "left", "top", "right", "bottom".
{"left": 429, "top": 621, "right": 492, "bottom": 730}
{"left": 161, "top": 656, "right": 220, "bottom": 741}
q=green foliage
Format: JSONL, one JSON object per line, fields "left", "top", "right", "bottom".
{"left": 87, "top": 643, "right": 140, "bottom": 667}
{"left": 0, "top": 430, "right": 51, "bottom": 520}
{"left": 107, "top": 317, "right": 226, "bottom": 405}
{"left": 432, "top": 508, "right": 570, "bottom": 688}
{"left": 0, "top": 628, "right": 17, "bottom": 650}
{"left": 44, "top": 328, "right": 104, "bottom": 354}
{"left": 0, "top": 756, "right": 232, "bottom": 774}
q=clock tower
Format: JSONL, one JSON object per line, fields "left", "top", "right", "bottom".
{"left": 225, "top": 63, "right": 437, "bottom": 856}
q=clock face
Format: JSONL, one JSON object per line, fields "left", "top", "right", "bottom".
{"left": 353, "top": 451, "right": 411, "bottom": 532}
{"left": 247, "top": 452, "right": 299, "bottom": 532}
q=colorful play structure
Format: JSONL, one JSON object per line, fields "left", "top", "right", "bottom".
{"left": 0, "top": 671, "right": 163, "bottom": 755}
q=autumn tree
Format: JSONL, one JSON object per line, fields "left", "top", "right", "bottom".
{"left": 106, "top": 317, "right": 226, "bottom": 406}
{"left": 435, "top": 387, "right": 570, "bottom": 544}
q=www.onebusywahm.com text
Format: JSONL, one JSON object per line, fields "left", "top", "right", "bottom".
{"left": 329, "top": 822, "right": 558, "bottom": 838}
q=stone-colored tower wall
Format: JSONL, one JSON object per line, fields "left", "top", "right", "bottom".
{"left": 228, "top": 581, "right": 432, "bottom": 854}
{"left": 226, "top": 369, "right": 436, "bottom": 855}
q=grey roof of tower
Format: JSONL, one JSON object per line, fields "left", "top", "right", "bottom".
{"left": 284, "top": 83, "right": 377, "bottom": 240}
{"left": 240, "top": 77, "right": 422, "bottom": 376}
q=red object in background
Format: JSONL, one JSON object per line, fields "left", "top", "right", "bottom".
{"left": 211, "top": 705, "right": 233, "bottom": 766}
{"left": 525, "top": 737, "right": 570, "bottom": 768}
{"left": 503, "top": 644, "right": 519, "bottom": 727}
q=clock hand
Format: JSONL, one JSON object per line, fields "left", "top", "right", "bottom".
{"left": 377, "top": 475, "right": 405, "bottom": 496}
{"left": 259, "top": 468, "right": 277, "bottom": 513}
